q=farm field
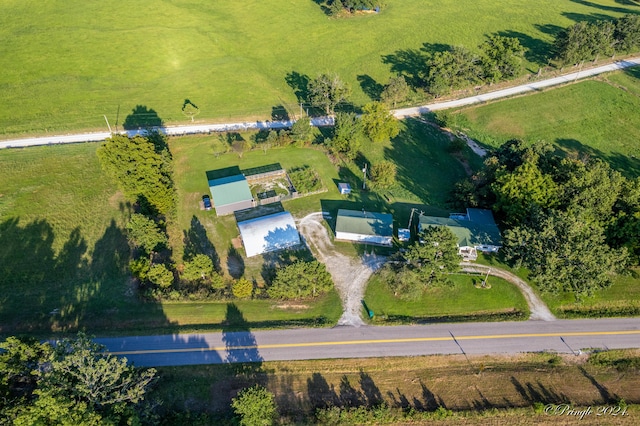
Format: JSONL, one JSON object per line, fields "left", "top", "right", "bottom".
{"left": 1, "top": 0, "right": 637, "bottom": 137}
{"left": 445, "top": 68, "right": 640, "bottom": 178}
{"left": 153, "top": 351, "right": 640, "bottom": 423}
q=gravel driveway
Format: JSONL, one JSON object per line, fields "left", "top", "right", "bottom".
{"left": 298, "top": 213, "right": 386, "bottom": 326}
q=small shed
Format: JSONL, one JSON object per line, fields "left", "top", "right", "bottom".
{"left": 237, "top": 211, "right": 301, "bottom": 257}
{"left": 338, "top": 183, "right": 351, "bottom": 195}
{"left": 335, "top": 209, "right": 393, "bottom": 246}
{"left": 208, "top": 174, "right": 254, "bottom": 216}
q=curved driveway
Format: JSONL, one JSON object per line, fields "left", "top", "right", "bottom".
{"left": 2, "top": 58, "right": 639, "bottom": 149}
{"left": 97, "top": 318, "right": 640, "bottom": 367}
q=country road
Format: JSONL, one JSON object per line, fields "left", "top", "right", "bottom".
{"left": 96, "top": 318, "right": 640, "bottom": 367}
{"left": 2, "top": 57, "right": 639, "bottom": 149}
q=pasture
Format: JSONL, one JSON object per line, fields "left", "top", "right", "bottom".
{"left": 1, "top": 0, "right": 637, "bottom": 136}
{"left": 445, "top": 68, "right": 640, "bottom": 177}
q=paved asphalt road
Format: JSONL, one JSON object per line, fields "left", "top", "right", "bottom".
{"left": 2, "top": 57, "right": 639, "bottom": 149}
{"left": 96, "top": 318, "right": 640, "bottom": 367}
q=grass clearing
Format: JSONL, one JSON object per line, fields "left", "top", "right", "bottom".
{"left": 153, "top": 351, "right": 640, "bottom": 423}
{"left": 1, "top": 0, "right": 636, "bottom": 136}
{"left": 0, "top": 117, "right": 474, "bottom": 335}
{"left": 364, "top": 273, "right": 529, "bottom": 323}
{"left": 448, "top": 70, "right": 640, "bottom": 177}
{"left": 169, "top": 121, "right": 474, "bottom": 280}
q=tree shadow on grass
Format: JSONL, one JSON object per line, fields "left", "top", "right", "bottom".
{"left": 497, "top": 30, "right": 553, "bottom": 68}
{"left": 183, "top": 215, "right": 221, "bottom": 272}
{"left": 510, "top": 376, "right": 568, "bottom": 404}
{"left": 381, "top": 48, "right": 428, "bottom": 88}
{"left": 227, "top": 245, "right": 245, "bottom": 279}
{"left": 357, "top": 74, "right": 384, "bottom": 101}
{"left": 0, "top": 217, "right": 171, "bottom": 334}
{"left": 555, "top": 138, "right": 640, "bottom": 178}
{"left": 285, "top": 71, "right": 310, "bottom": 104}
{"left": 570, "top": 0, "right": 640, "bottom": 14}
{"left": 384, "top": 118, "right": 470, "bottom": 206}
{"left": 122, "top": 105, "right": 163, "bottom": 130}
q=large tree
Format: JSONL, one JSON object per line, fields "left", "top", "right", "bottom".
{"left": 368, "top": 160, "right": 397, "bottom": 190}
{"left": 2, "top": 335, "right": 156, "bottom": 425}
{"left": 492, "top": 157, "right": 559, "bottom": 225}
{"left": 479, "top": 35, "right": 525, "bottom": 83}
{"left": 289, "top": 116, "right": 315, "bottom": 146}
{"left": 97, "top": 134, "right": 176, "bottom": 215}
{"left": 267, "top": 261, "right": 333, "bottom": 299}
{"left": 381, "top": 226, "right": 459, "bottom": 300}
{"left": 381, "top": 75, "right": 410, "bottom": 108}
{"left": 615, "top": 14, "right": 640, "bottom": 53}
{"left": 308, "top": 73, "right": 351, "bottom": 115}
{"left": 503, "top": 210, "right": 628, "bottom": 299}
{"left": 126, "top": 213, "right": 167, "bottom": 255}
{"left": 329, "top": 112, "right": 363, "bottom": 159}
{"left": 426, "top": 46, "right": 481, "bottom": 96}
{"left": 360, "top": 101, "right": 400, "bottom": 143}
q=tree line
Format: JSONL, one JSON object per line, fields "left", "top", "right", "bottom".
{"left": 554, "top": 14, "right": 640, "bottom": 66}
{"left": 450, "top": 139, "right": 639, "bottom": 300}
{"left": 0, "top": 335, "right": 156, "bottom": 424}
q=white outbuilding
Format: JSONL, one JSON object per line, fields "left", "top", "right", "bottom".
{"left": 335, "top": 209, "right": 393, "bottom": 246}
{"left": 237, "top": 211, "right": 301, "bottom": 257}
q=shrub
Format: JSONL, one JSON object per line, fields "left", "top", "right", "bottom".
{"left": 147, "top": 263, "right": 174, "bottom": 288}
{"left": 232, "top": 277, "right": 253, "bottom": 299}
{"left": 231, "top": 385, "right": 277, "bottom": 426}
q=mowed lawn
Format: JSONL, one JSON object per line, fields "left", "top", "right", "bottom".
{"left": 1, "top": 0, "right": 636, "bottom": 136}
{"left": 0, "top": 142, "right": 342, "bottom": 335}
{"left": 365, "top": 274, "right": 529, "bottom": 323}
{"left": 169, "top": 119, "right": 474, "bottom": 278}
{"left": 448, "top": 69, "right": 640, "bottom": 177}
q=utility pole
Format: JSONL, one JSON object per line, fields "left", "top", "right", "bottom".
{"left": 362, "top": 163, "right": 367, "bottom": 190}
{"left": 482, "top": 268, "right": 490, "bottom": 288}
{"left": 103, "top": 115, "right": 112, "bottom": 134}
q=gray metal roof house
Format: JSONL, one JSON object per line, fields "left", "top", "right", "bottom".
{"left": 208, "top": 174, "right": 254, "bottom": 216}
{"left": 335, "top": 209, "right": 393, "bottom": 246}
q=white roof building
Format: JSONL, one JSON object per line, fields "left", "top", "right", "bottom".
{"left": 237, "top": 211, "right": 301, "bottom": 257}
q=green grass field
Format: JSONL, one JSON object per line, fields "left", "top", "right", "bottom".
{"left": 1, "top": 0, "right": 636, "bottom": 137}
{"left": 0, "top": 116, "right": 475, "bottom": 335}
{"left": 169, "top": 120, "right": 474, "bottom": 279}
{"left": 364, "top": 273, "right": 529, "bottom": 323}
{"left": 446, "top": 68, "right": 640, "bottom": 177}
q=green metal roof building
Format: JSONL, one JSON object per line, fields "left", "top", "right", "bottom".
{"left": 208, "top": 174, "right": 254, "bottom": 216}
{"left": 335, "top": 209, "right": 393, "bottom": 246}
{"left": 418, "top": 208, "right": 502, "bottom": 260}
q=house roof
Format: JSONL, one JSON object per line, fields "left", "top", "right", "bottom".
{"left": 418, "top": 215, "right": 501, "bottom": 247}
{"left": 466, "top": 208, "right": 497, "bottom": 226}
{"left": 208, "top": 174, "right": 253, "bottom": 207}
{"left": 237, "top": 211, "right": 300, "bottom": 257}
{"left": 335, "top": 209, "right": 393, "bottom": 237}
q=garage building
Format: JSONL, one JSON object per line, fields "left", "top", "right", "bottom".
{"left": 335, "top": 209, "right": 393, "bottom": 246}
